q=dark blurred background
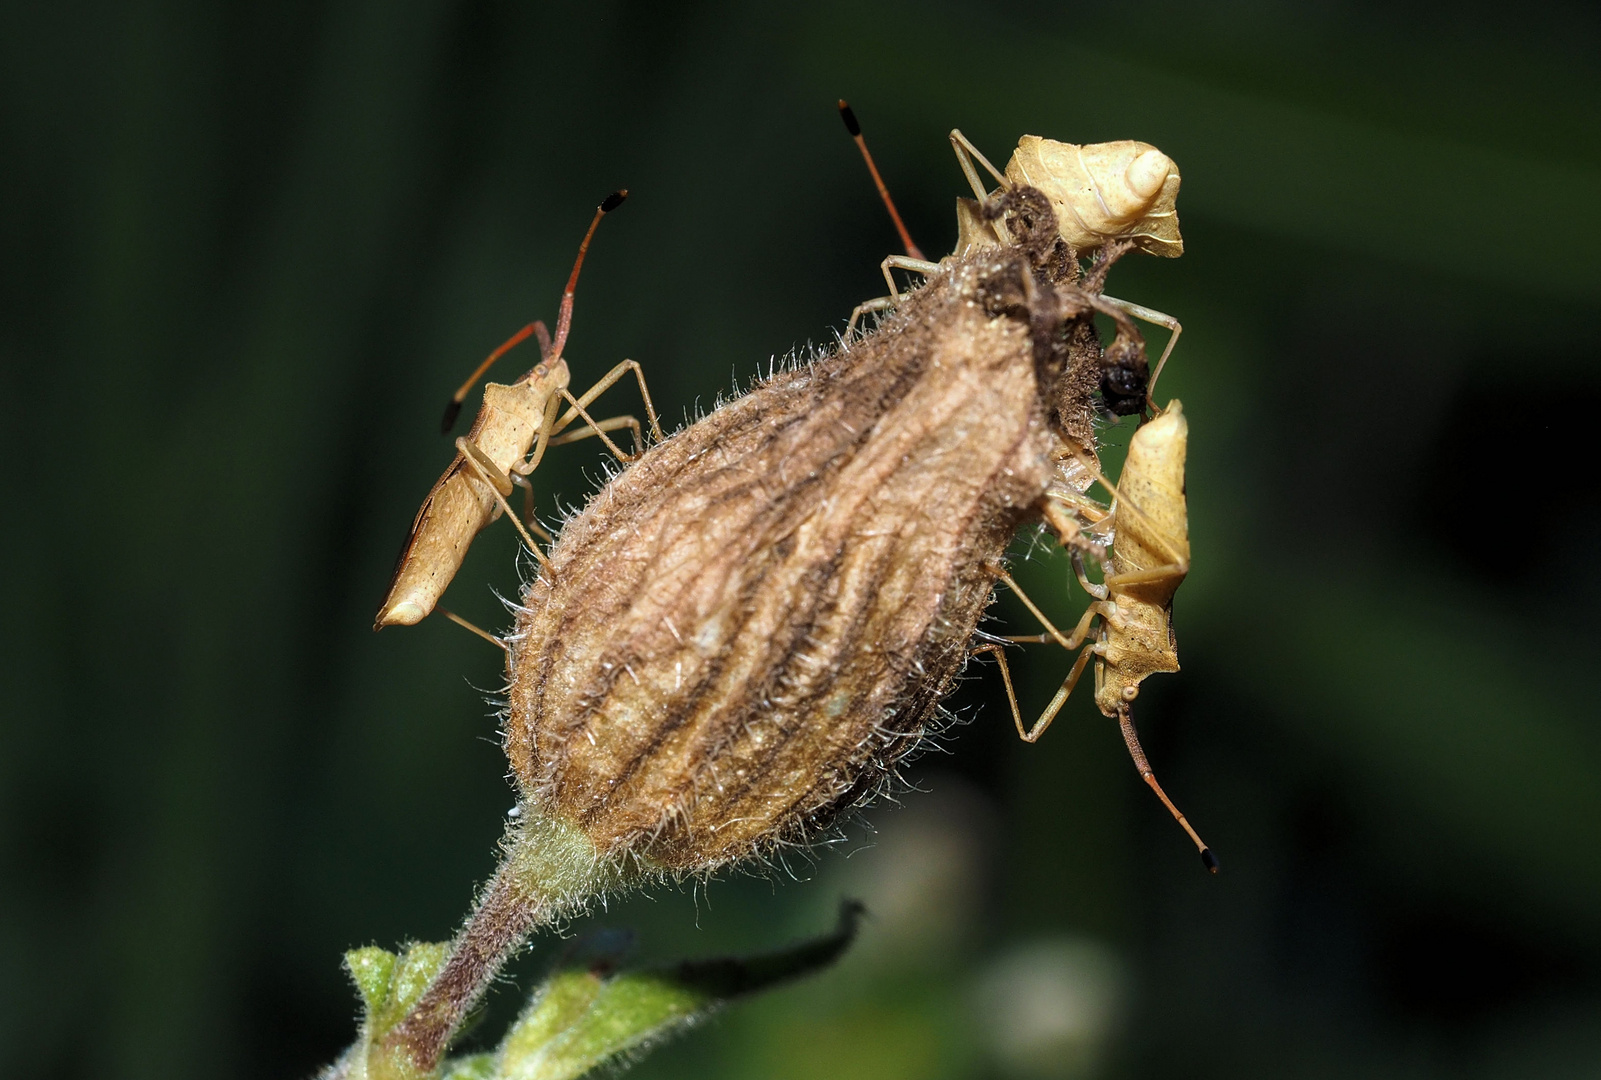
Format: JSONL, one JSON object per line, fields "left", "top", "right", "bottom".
{"left": 3, "top": 1, "right": 1600, "bottom": 1077}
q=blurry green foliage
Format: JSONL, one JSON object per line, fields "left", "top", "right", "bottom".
{"left": 1, "top": 2, "right": 1599, "bottom": 1079}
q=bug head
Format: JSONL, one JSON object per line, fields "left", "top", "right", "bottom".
{"left": 1099, "top": 333, "right": 1150, "bottom": 417}
{"left": 982, "top": 184, "right": 1076, "bottom": 283}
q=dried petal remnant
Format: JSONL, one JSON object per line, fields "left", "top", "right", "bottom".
{"left": 507, "top": 248, "right": 1104, "bottom": 872}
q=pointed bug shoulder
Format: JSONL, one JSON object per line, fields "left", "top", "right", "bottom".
{"left": 375, "top": 191, "right": 662, "bottom": 631}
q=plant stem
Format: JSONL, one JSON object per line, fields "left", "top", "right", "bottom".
{"left": 380, "top": 861, "right": 547, "bottom": 1073}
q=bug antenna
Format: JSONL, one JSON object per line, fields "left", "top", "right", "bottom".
{"left": 441, "top": 320, "right": 543, "bottom": 434}
{"left": 1118, "top": 704, "right": 1217, "bottom": 873}
{"left": 550, "top": 190, "right": 628, "bottom": 365}
{"left": 838, "top": 100, "right": 924, "bottom": 260}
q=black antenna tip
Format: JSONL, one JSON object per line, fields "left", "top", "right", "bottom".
{"left": 440, "top": 399, "right": 462, "bottom": 434}
{"left": 600, "top": 190, "right": 627, "bottom": 213}
{"left": 837, "top": 100, "right": 861, "bottom": 137}
{"left": 1200, "top": 848, "right": 1220, "bottom": 874}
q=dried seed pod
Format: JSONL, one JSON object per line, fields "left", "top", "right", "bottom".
{"left": 504, "top": 238, "right": 1122, "bottom": 876}
{"left": 386, "top": 198, "right": 1147, "bottom": 1074}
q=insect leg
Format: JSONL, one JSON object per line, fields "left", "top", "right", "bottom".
{"left": 879, "top": 255, "right": 941, "bottom": 300}
{"left": 1118, "top": 703, "right": 1218, "bottom": 872}
{"left": 551, "top": 389, "right": 634, "bottom": 463}
{"left": 505, "top": 473, "right": 555, "bottom": 543}
{"left": 969, "top": 640, "right": 1098, "bottom": 743}
{"left": 549, "top": 358, "right": 663, "bottom": 446}
{"left": 948, "top": 130, "right": 1013, "bottom": 245}
{"left": 1020, "top": 642, "right": 1101, "bottom": 743}
{"left": 1071, "top": 550, "right": 1109, "bottom": 601}
{"left": 968, "top": 643, "right": 1022, "bottom": 735}
{"left": 456, "top": 437, "right": 553, "bottom": 572}
{"left": 994, "top": 569, "right": 1105, "bottom": 649}
{"left": 1100, "top": 295, "right": 1183, "bottom": 411}
{"left": 438, "top": 607, "right": 507, "bottom": 651}
{"left": 546, "top": 414, "right": 642, "bottom": 453}
{"left": 846, "top": 295, "right": 898, "bottom": 338}
{"left": 948, "top": 128, "right": 1009, "bottom": 199}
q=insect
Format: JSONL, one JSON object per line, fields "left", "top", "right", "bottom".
{"left": 994, "top": 402, "right": 1213, "bottom": 870}
{"left": 839, "top": 107, "right": 1185, "bottom": 416}
{"left": 374, "top": 191, "right": 662, "bottom": 631}
{"left": 840, "top": 105, "right": 1211, "bottom": 869}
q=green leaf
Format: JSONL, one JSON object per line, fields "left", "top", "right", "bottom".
{"left": 322, "top": 942, "right": 453, "bottom": 1080}
{"left": 487, "top": 901, "right": 865, "bottom": 1080}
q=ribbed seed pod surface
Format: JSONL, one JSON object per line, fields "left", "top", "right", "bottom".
{"left": 505, "top": 240, "right": 1113, "bottom": 874}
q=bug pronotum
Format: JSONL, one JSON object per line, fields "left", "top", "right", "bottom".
{"left": 374, "top": 191, "right": 662, "bottom": 632}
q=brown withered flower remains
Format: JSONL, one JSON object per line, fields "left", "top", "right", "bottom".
{"left": 383, "top": 190, "right": 1150, "bottom": 1071}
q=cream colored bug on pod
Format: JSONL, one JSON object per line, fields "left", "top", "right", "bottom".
{"left": 375, "top": 192, "right": 662, "bottom": 632}
{"left": 998, "top": 401, "right": 1213, "bottom": 871}
{"left": 843, "top": 113, "right": 1185, "bottom": 418}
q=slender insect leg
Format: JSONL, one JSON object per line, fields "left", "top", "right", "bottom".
{"left": 947, "top": 129, "right": 1013, "bottom": 245}
{"left": 546, "top": 414, "right": 642, "bottom": 452}
{"left": 1042, "top": 498, "right": 1111, "bottom": 595}
{"left": 506, "top": 473, "right": 554, "bottom": 543}
{"left": 948, "top": 128, "right": 1009, "bottom": 199}
{"left": 879, "top": 255, "right": 941, "bottom": 301}
{"left": 995, "top": 568, "right": 1105, "bottom": 649}
{"left": 1001, "top": 604, "right": 1102, "bottom": 647}
{"left": 438, "top": 607, "right": 507, "bottom": 651}
{"left": 550, "top": 359, "right": 663, "bottom": 446}
{"left": 847, "top": 295, "right": 898, "bottom": 338}
{"left": 968, "top": 644, "right": 1023, "bottom": 738}
{"left": 970, "top": 640, "right": 1096, "bottom": 743}
{"left": 1118, "top": 704, "right": 1217, "bottom": 872}
{"left": 1045, "top": 487, "right": 1109, "bottom": 527}
{"left": 1101, "top": 294, "right": 1183, "bottom": 411}
{"left": 456, "top": 437, "right": 553, "bottom": 573}
{"left": 1071, "top": 550, "right": 1109, "bottom": 601}
{"left": 1017, "top": 642, "right": 1101, "bottom": 743}
{"left": 552, "top": 389, "right": 633, "bottom": 463}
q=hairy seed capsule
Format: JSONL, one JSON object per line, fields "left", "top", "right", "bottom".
{"left": 504, "top": 237, "right": 1124, "bottom": 875}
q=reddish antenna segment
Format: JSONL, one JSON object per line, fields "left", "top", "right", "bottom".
{"left": 838, "top": 100, "right": 925, "bottom": 260}
{"left": 441, "top": 190, "right": 628, "bottom": 433}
